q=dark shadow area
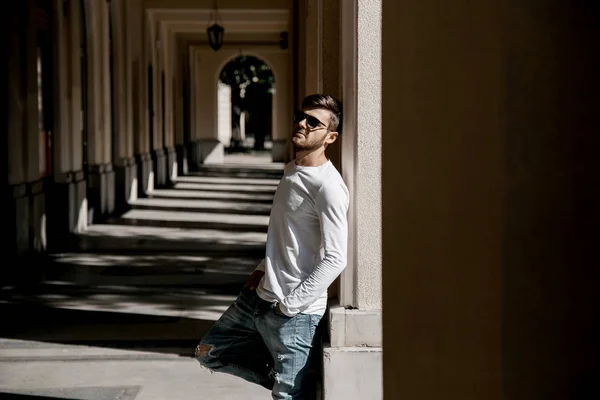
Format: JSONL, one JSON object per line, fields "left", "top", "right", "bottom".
{"left": 174, "top": 176, "right": 279, "bottom": 187}
{"left": 186, "top": 170, "right": 282, "bottom": 180}
{"left": 109, "top": 217, "right": 268, "bottom": 233}
{"left": 0, "top": 288, "right": 243, "bottom": 357}
{"left": 0, "top": 394, "right": 80, "bottom": 400}
{"left": 38, "top": 253, "right": 262, "bottom": 287}
{"left": 130, "top": 203, "right": 271, "bottom": 216}
{"left": 0, "top": 385, "right": 141, "bottom": 400}
{"left": 77, "top": 239, "right": 266, "bottom": 255}
{"left": 147, "top": 192, "right": 274, "bottom": 204}
{"left": 168, "top": 186, "right": 276, "bottom": 195}
{"left": 1, "top": 161, "right": 280, "bottom": 361}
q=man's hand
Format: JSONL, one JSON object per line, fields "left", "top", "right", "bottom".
{"left": 274, "top": 302, "right": 289, "bottom": 317}
{"left": 244, "top": 270, "right": 264, "bottom": 290}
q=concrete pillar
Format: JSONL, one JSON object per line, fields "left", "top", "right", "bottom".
{"left": 162, "top": 24, "right": 177, "bottom": 184}
{"left": 382, "top": 1, "right": 600, "bottom": 399}
{"left": 323, "top": 0, "right": 382, "bottom": 399}
{"left": 174, "top": 39, "right": 188, "bottom": 176}
{"left": 25, "top": 0, "right": 47, "bottom": 257}
{"left": 270, "top": 53, "right": 292, "bottom": 163}
{"left": 111, "top": 0, "right": 137, "bottom": 213}
{"left": 7, "top": 1, "right": 34, "bottom": 262}
{"left": 126, "top": 0, "right": 152, "bottom": 196}
{"left": 304, "top": 0, "right": 322, "bottom": 95}
{"left": 148, "top": 16, "right": 167, "bottom": 187}
{"left": 46, "top": 0, "right": 87, "bottom": 252}
{"left": 321, "top": 0, "right": 341, "bottom": 170}
{"left": 69, "top": 0, "right": 86, "bottom": 233}
{"left": 83, "top": 0, "right": 114, "bottom": 222}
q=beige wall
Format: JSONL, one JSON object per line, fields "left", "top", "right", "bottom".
{"left": 382, "top": 1, "right": 600, "bottom": 399}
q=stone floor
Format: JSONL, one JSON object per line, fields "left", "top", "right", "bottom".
{"left": 0, "top": 153, "right": 285, "bottom": 400}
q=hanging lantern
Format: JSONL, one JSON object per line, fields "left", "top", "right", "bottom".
{"left": 207, "top": 1, "right": 224, "bottom": 51}
{"left": 207, "top": 24, "right": 224, "bottom": 51}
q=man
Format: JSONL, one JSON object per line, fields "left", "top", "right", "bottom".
{"left": 194, "top": 94, "right": 349, "bottom": 399}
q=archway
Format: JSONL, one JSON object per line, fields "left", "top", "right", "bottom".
{"left": 188, "top": 45, "right": 290, "bottom": 165}
{"left": 218, "top": 55, "right": 275, "bottom": 153}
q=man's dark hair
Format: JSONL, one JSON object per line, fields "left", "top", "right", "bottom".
{"left": 302, "top": 94, "right": 343, "bottom": 134}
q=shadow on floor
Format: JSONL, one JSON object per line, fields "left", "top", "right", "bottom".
{"left": 1, "top": 159, "right": 282, "bottom": 359}
{"left": 0, "top": 385, "right": 141, "bottom": 400}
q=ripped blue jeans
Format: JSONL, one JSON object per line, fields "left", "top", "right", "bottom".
{"left": 195, "top": 286, "right": 322, "bottom": 399}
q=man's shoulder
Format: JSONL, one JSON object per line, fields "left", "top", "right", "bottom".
{"left": 317, "top": 165, "right": 349, "bottom": 206}
{"left": 323, "top": 163, "right": 348, "bottom": 190}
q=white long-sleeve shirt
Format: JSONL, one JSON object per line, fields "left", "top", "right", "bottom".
{"left": 255, "top": 160, "right": 349, "bottom": 317}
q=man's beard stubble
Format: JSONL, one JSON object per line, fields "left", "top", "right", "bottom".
{"left": 291, "top": 134, "right": 326, "bottom": 152}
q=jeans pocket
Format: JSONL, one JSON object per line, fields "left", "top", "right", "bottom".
{"left": 272, "top": 303, "right": 291, "bottom": 319}
{"left": 309, "top": 314, "right": 321, "bottom": 337}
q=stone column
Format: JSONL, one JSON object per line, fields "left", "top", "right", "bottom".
{"left": 187, "top": 47, "right": 198, "bottom": 167}
{"left": 111, "top": 0, "right": 137, "bottom": 213}
{"left": 174, "top": 39, "right": 189, "bottom": 176}
{"left": 163, "top": 25, "right": 177, "bottom": 184}
{"left": 270, "top": 52, "right": 292, "bottom": 163}
{"left": 127, "top": 0, "right": 152, "bottom": 196}
{"left": 322, "top": 0, "right": 382, "bottom": 399}
{"left": 382, "top": 1, "right": 600, "bottom": 399}
{"left": 149, "top": 18, "right": 167, "bottom": 187}
{"left": 7, "top": 0, "right": 34, "bottom": 262}
{"left": 69, "top": 0, "right": 86, "bottom": 233}
{"left": 321, "top": 0, "right": 341, "bottom": 170}
{"left": 46, "top": 0, "right": 87, "bottom": 252}
{"left": 84, "top": 0, "right": 115, "bottom": 222}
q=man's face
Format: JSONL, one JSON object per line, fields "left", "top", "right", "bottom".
{"left": 291, "top": 108, "right": 334, "bottom": 151}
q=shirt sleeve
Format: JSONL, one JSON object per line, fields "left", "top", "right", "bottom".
{"left": 279, "top": 182, "right": 349, "bottom": 316}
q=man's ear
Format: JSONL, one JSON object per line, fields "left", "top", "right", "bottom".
{"left": 325, "top": 131, "right": 339, "bottom": 145}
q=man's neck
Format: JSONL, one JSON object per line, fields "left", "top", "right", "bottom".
{"left": 294, "top": 148, "right": 329, "bottom": 167}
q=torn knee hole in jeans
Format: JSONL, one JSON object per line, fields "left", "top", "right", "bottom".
{"left": 195, "top": 344, "right": 212, "bottom": 358}
{"left": 269, "top": 368, "right": 280, "bottom": 384}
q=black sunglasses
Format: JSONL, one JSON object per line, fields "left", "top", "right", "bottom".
{"left": 293, "top": 110, "right": 327, "bottom": 130}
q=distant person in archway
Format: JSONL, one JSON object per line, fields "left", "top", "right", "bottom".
{"left": 195, "top": 94, "right": 348, "bottom": 399}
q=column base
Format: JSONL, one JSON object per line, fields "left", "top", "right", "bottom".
{"left": 114, "top": 157, "right": 138, "bottom": 213}
{"left": 322, "top": 303, "right": 382, "bottom": 399}
{"left": 87, "top": 163, "right": 115, "bottom": 223}
{"left": 166, "top": 146, "right": 178, "bottom": 184}
{"left": 322, "top": 346, "right": 382, "bottom": 400}
{"left": 46, "top": 171, "right": 87, "bottom": 252}
{"left": 5, "top": 180, "right": 47, "bottom": 284}
{"left": 189, "top": 139, "right": 224, "bottom": 170}
{"left": 8, "top": 183, "right": 34, "bottom": 258}
{"left": 151, "top": 148, "right": 167, "bottom": 187}
{"left": 271, "top": 139, "right": 290, "bottom": 162}
{"left": 136, "top": 152, "right": 154, "bottom": 196}
{"left": 176, "top": 144, "right": 189, "bottom": 176}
